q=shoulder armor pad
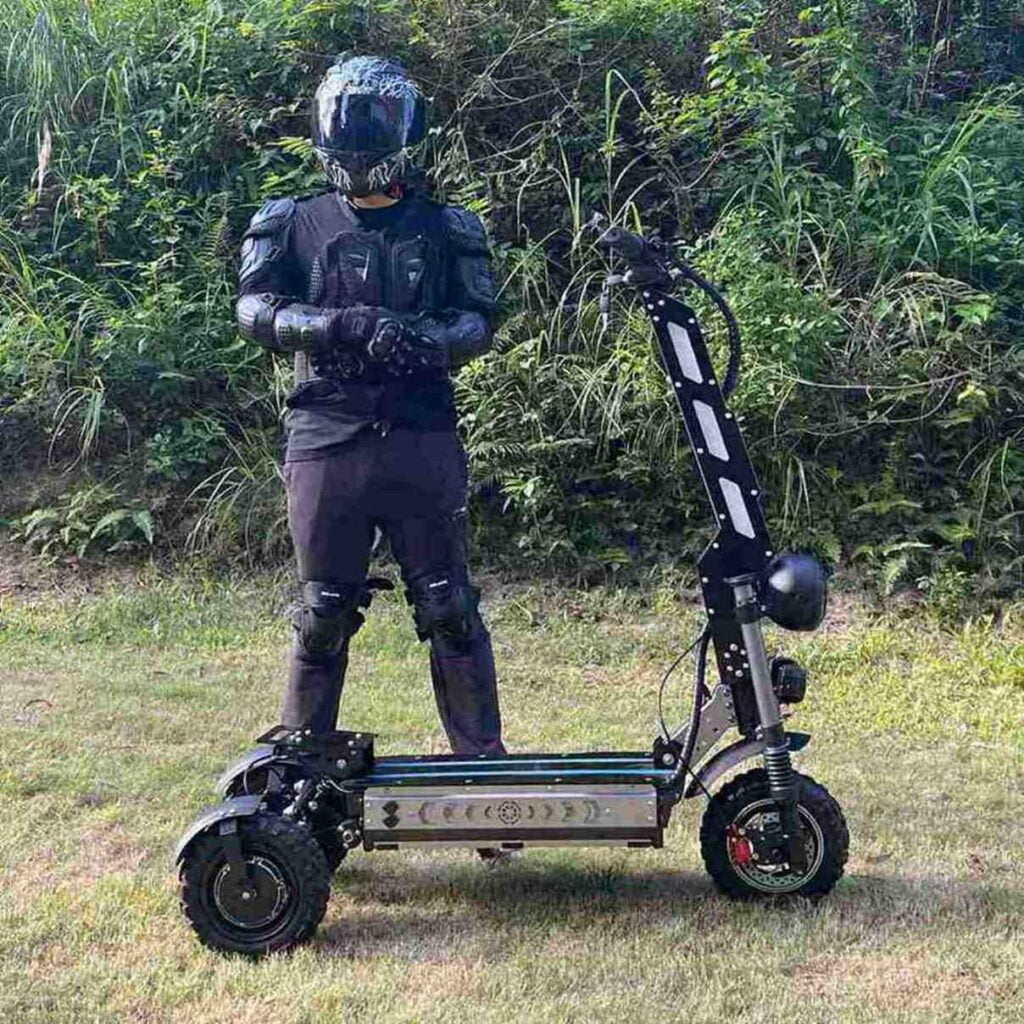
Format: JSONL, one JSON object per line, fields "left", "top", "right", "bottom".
{"left": 442, "top": 205, "right": 490, "bottom": 256}
{"left": 244, "top": 197, "right": 296, "bottom": 239}
{"left": 239, "top": 198, "right": 295, "bottom": 287}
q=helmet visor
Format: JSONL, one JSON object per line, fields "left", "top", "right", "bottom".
{"left": 312, "top": 89, "right": 425, "bottom": 160}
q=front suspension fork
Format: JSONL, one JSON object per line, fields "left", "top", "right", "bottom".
{"left": 730, "top": 576, "right": 808, "bottom": 872}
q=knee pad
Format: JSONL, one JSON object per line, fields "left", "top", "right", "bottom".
{"left": 292, "top": 580, "right": 365, "bottom": 660}
{"left": 406, "top": 573, "right": 483, "bottom": 650}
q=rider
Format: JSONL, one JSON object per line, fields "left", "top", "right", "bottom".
{"left": 235, "top": 55, "right": 504, "bottom": 757}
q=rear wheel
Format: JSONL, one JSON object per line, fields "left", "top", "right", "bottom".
{"left": 178, "top": 813, "right": 330, "bottom": 956}
{"left": 700, "top": 769, "right": 848, "bottom": 898}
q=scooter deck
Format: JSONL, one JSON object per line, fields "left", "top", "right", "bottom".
{"left": 346, "top": 751, "right": 677, "bottom": 794}
{"left": 360, "top": 753, "right": 671, "bottom": 850}
{"left": 356, "top": 751, "right": 675, "bottom": 788}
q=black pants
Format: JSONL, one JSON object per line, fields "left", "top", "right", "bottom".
{"left": 282, "top": 428, "right": 504, "bottom": 755}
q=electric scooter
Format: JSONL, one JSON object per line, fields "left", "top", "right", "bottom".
{"left": 173, "top": 220, "right": 849, "bottom": 956}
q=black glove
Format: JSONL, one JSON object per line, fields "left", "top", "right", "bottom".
{"left": 333, "top": 305, "right": 393, "bottom": 348}
{"left": 309, "top": 305, "right": 393, "bottom": 380}
{"left": 365, "top": 318, "right": 449, "bottom": 377}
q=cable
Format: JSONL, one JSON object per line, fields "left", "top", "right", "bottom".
{"left": 656, "top": 625, "right": 709, "bottom": 741}
{"left": 671, "top": 631, "right": 734, "bottom": 832}
{"left": 677, "top": 626, "right": 711, "bottom": 773}
{"left": 673, "top": 262, "right": 742, "bottom": 397}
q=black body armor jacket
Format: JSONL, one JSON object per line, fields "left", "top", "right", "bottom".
{"left": 235, "top": 188, "right": 497, "bottom": 459}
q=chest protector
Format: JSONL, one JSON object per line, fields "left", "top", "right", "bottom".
{"left": 307, "top": 199, "right": 447, "bottom": 314}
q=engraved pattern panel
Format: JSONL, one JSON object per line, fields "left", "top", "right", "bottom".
{"left": 387, "top": 235, "right": 429, "bottom": 311}
{"left": 364, "top": 784, "right": 657, "bottom": 833}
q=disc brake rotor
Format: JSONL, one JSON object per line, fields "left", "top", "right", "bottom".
{"left": 726, "top": 798, "right": 824, "bottom": 893}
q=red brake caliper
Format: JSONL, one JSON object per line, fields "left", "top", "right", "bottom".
{"left": 726, "top": 825, "right": 753, "bottom": 868}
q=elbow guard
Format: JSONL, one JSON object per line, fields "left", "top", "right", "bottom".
{"left": 236, "top": 293, "right": 283, "bottom": 349}
{"left": 236, "top": 294, "right": 343, "bottom": 354}
{"left": 446, "top": 311, "right": 493, "bottom": 366}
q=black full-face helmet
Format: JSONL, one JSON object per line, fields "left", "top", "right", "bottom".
{"left": 311, "top": 55, "right": 426, "bottom": 197}
{"left": 759, "top": 552, "right": 828, "bottom": 632}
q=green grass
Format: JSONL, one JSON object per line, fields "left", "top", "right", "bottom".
{"left": 1, "top": 572, "right": 1022, "bottom": 1023}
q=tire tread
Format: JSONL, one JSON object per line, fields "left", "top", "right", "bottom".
{"left": 699, "top": 768, "right": 849, "bottom": 899}
{"left": 178, "top": 812, "right": 330, "bottom": 956}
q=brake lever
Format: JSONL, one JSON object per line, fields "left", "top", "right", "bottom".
{"left": 599, "top": 273, "right": 628, "bottom": 332}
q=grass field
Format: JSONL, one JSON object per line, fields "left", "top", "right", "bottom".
{"left": 1, "top": 568, "right": 1022, "bottom": 1023}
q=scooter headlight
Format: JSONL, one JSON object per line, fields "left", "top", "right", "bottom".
{"left": 759, "top": 552, "right": 827, "bottom": 632}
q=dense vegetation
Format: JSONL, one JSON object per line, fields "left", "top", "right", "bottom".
{"left": 1, "top": 0, "right": 1022, "bottom": 607}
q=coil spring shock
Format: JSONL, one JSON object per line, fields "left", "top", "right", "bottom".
{"left": 762, "top": 741, "right": 808, "bottom": 869}
{"left": 762, "top": 743, "right": 795, "bottom": 800}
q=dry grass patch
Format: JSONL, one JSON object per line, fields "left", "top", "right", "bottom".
{"left": 792, "top": 951, "right": 997, "bottom": 1013}
{"left": 23, "top": 943, "right": 78, "bottom": 984}
{"left": 112, "top": 993, "right": 294, "bottom": 1024}
{"left": 6, "top": 820, "right": 149, "bottom": 916}
{"left": 381, "top": 956, "right": 489, "bottom": 1010}
{"left": 70, "top": 824, "right": 150, "bottom": 885}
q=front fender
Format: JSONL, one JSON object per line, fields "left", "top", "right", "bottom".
{"left": 215, "top": 744, "right": 276, "bottom": 798}
{"left": 172, "top": 794, "right": 263, "bottom": 864}
{"left": 683, "top": 731, "right": 810, "bottom": 799}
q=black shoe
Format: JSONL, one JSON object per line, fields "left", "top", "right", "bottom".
{"left": 476, "top": 847, "right": 516, "bottom": 865}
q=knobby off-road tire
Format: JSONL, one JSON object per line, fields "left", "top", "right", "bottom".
{"left": 178, "top": 813, "right": 330, "bottom": 956}
{"left": 315, "top": 832, "right": 349, "bottom": 873}
{"left": 700, "top": 768, "right": 849, "bottom": 899}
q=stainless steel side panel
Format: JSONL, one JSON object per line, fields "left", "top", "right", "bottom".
{"left": 363, "top": 784, "right": 659, "bottom": 847}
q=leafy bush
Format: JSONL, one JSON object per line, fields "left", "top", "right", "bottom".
{"left": 0, "top": 0, "right": 1021, "bottom": 603}
{"left": 12, "top": 483, "right": 155, "bottom": 560}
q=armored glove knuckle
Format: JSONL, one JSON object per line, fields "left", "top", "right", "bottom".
{"left": 306, "top": 306, "right": 383, "bottom": 379}
{"left": 366, "top": 319, "right": 448, "bottom": 377}
{"left": 366, "top": 318, "right": 406, "bottom": 362}
{"left": 411, "top": 335, "right": 449, "bottom": 373}
{"left": 311, "top": 346, "right": 365, "bottom": 381}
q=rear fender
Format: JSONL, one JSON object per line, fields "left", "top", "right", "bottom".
{"left": 215, "top": 744, "right": 277, "bottom": 798}
{"left": 172, "top": 794, "right": 263, "bottom": 863}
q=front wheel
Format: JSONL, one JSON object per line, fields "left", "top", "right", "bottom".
{"left": 178, "top": 813, "right": 331, "bottom": 956}
{"left": 700, "top": 769, "right": 848, "bottom": 898}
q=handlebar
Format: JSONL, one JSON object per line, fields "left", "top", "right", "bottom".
{"left": 590, "top": 214, "right": 742, "bottom": 397}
